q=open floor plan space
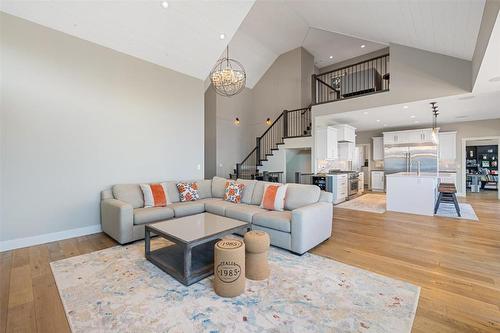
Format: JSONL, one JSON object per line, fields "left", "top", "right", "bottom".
{"left": 2, "top": 0, "right": 500, "bottom": 332}
{"left": 1, "top": 194, "right": 499, "bottom": 332}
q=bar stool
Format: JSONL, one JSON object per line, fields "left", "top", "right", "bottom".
{"left": 434, "top": 183, "right": 461, "bottom": 217}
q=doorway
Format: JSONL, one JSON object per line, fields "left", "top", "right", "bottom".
{"left": 285, "top": 148, "right": 312, "bottom": 183}
{"left": 462, "top": 137, "right": 499, "bottom": 200}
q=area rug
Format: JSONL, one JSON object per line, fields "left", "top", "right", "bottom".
{"left": 336, "top": 193, "right": 387, "bottom": 213}
{"left": 50, "top": 242, "right": 420, "bottom": 333}
{"left": 435, "top": 202, "right": 479, "bottom": 221}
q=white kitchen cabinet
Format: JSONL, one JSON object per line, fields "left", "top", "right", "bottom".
{"left": 439, "top": 131, "right": 457, "bottom": 160}
{"left": 439, "top": 172, "right": 457, "bottom": 185}
{"left": 372, "top": 137, "right": 384, "bottom": 161}
{"left": 316, "top": 126, "right": 338, "bottom": 160}
{"left": 358, "top": 172, "right": 365, "bottom": 193}
{"left": 338, "top": 142, "right": 355, "bottom": 161}
{"left": 334, "top": 124, "right": 356, "bottom": 143}
{"left": 384, "top": 128, "right": 436, "bottom": 145}
{"left": 371, "top": 170, "right": 385, "bottom": 191}
{"left": 332, "top": 174, "right": 348, "bottom": 204}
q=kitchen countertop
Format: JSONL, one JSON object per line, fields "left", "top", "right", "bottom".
{"left": 386, "top": 172, "right": 440, "bottom": 178}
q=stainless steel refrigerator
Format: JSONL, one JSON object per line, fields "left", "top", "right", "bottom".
{"left": 384, "top": 144, "right": 438, "bottom": 174}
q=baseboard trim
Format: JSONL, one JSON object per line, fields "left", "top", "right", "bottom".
{"left": 0, "top": 224, "right": 102, "bottom": 252}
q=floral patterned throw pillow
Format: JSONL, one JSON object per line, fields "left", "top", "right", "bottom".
{"left": 223, "top": 181, "right": 245, "bottom": 204}
{"left": 176, "top": 182, "right": 200, "bottom": 202}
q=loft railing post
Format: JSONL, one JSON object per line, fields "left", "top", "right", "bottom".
{"left": 283, "top": 110, "right": 288, "bottom": 139}
{"left": 312, "top": 74, "right": 317, "bottom": 105}
{"left": 236, "top": 163, "right": 240, "bottom": 179}
{"left": 256, "top": 137, "right": 261, "bottom": 168}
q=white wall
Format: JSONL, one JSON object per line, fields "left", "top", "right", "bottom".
{"left": 313, "top": 44, "right": 472, "bottom": 117}
{"left": 1, "top": 13, "right": 204, "bottom": 242}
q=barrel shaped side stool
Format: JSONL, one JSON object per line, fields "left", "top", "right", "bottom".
{"left": 244, "top": 230, "right": 271, "bottom": 280}
{"left": 213, "top": 239, "right": 246, "bottom": 297}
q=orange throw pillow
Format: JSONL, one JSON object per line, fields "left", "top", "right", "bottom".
{"left": 140, "top": 183, "right": 170, "bottom": 207}
{"left": 260, "top": 184, "right": 288, "bottom": 211}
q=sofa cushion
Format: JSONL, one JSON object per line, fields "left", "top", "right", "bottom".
{"left": 225, "top": 204, "right": 268, "bottom": 223}
{"left": 250, "top": 181, "right": 274, "bottom": 205}
{"left": 133, "top": 207, "right": 174, "bottom": 225}
{"left": 167, "top": 201, "right": 205, "bottom": 217}
{"left": 205, "top": 200, "right": 236, "bottom": 216}
{"left": 253, "top": 211, "right": 292, "bottom": 233}
{"left": 284, "top": 184, "right": 321, "bottom": 211}
{"left": 236, "top": 179, "right": 257, "bottom": 204}
{"left": 212, "top": 176, "right": 227, "bottom": 198}
{"left": 196, "top": 180, "right": 212, "bottom": 199}
{"left": 165, "top": 181, "right": 181, "bottom": 203}
{"left": 113, "top": 184, "right": 144, "bottom": 209}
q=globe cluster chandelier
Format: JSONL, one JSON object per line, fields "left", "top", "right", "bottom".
{"left": 210, "top": 46, "right": 246, "bottom": 97}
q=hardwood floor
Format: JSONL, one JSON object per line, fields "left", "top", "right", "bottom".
{"left": 1, "top": 194, "right": 499, "bottom": 332}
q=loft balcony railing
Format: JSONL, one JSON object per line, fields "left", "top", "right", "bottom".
{"left": 312, "top": 54, "right": 390, "bottom": 105}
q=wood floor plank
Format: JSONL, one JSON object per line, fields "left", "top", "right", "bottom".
{"left": 0, "top": 251, "right": 12, "bottom": 333}
{"left": 0, "top": 191, "right": 498, "bottom": 332}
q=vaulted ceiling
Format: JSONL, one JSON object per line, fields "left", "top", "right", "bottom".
{"left": 1, "top": 0, "right": 486, "bottom": 89}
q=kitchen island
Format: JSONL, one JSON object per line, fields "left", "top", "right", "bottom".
{"left": 386, "top": 172, "right": 439, "bottom": 216}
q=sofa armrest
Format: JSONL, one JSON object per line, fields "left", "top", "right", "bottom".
{"left": 100, "top": 199, "right": 134, "bottom": 244}
{"left": 319, "top": 191, "right": 333, "bottom": 203}
{"left": 290, "top": 202, "right": 333, "bottom": 254}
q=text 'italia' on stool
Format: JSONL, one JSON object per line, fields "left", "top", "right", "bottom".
{"left": 244, "top": 230, "right": 270, "bottom": 281}
{"left": 214, "top": 239, "right": 245, "bottom": 297}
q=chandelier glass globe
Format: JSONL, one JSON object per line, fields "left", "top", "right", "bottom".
{"left": 210, "top": 47, "right": 246, "bottom": 97}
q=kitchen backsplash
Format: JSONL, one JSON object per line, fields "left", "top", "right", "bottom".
{"left": 317, "top": 160, "right": 351, "bottom": 172}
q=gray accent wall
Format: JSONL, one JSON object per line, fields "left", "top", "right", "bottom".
{"left": 1, "top": 13, "right": 204, "bottom": 242}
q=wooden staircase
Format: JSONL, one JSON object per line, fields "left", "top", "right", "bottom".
{"left": 233, "top": 107, "right": 312, "bottom": 180}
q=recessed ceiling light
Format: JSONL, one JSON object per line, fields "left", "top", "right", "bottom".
{"left": 376, "top": 119, "right": 381, "bottom": 122}
{"left": 410, "top": 115, "right": 416, "bottom": 119}
{"left": 403, "top": 105, "right": 409, "bottom": 109}
{"left": 489, "top": 76, "right": 500, "bottom": 82}
{"left": 161, "top": 1, "right": 169, "bottom": 9}
{"left": 414, "top": 120, "right": 420, "bottom": 123}
{"left": 383, "top": 124, "right": 388, "bottom": 127}
{"left": 219, "top": 33, "right": 226, "bottom": 40}
{"left": 361, "top": 44, "right": 366, "bottom": 48}
{"left": 363, "top": 111, "right": 368, "bottom": 115}
{"left": 329, "top": 55, "right": 334, "bottom": 59}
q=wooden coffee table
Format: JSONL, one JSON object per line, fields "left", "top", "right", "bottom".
{"left": 145, "top": 212, "right": 249, "bottom": 286}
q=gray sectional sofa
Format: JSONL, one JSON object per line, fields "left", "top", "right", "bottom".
{"left": 101, "top": 176, "right": 333, "bottom": 254}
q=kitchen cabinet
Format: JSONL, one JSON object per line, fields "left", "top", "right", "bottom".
{"left": 439, "top": 131, "right": 457, "bottom": 160}
{"left": 439, "top": 172, "right": 457, "bottom": 185}
{"left": 384, "top": 128, "right": 436, "bottom": 145}
{"left": 372, "top": 137, "right": 384, "bottom": 161}
{"left": 358, "top": 172, "right": 365, "bottom": 193}
{"left": 338, "top": 142, "right": 355, "bottom": 161}
{"left": 371, "top": 170, "right": 385, "bottom": 191}
{"left": 332, "top": 174, "right": 348, "bottom": 204}
{"left": 334, "top": 124, "right": 356, "bottom": 143}
{"left": 316, "top": 126, "right": 338, "bottom": 160}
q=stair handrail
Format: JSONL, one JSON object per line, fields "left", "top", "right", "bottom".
{"left": 236, "top": 106, "right": 311, "bottom": 179}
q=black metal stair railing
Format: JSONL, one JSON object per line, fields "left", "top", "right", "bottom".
{"left": 234, "top": 107, "right": 311, "bottom": 180}
{"left": 312, "top": 54, "right": 390, "bottom": 105}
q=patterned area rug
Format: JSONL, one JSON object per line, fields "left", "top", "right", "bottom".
{"left": 435, "top": 203, "right": 479, "bottom": 221}
{"left": 51, "top": 242, "right": 420, "bottom": 333}
{"left": 336, "top": 193, "right": 387, "bottom": 213}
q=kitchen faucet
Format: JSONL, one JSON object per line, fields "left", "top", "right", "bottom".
{"left": 410, "top": 160, "right": 421, "bottom": 175}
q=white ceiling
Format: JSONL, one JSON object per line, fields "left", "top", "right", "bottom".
{"left": 1, "top": 0, "right": 487, "bottom": 88}
{"left": 289, "top": 0, "right": 486, "bottom": 60}
{"left": 473, "top": 12, "right": 500, "bottom": 94}
{"left": 317, "top": 91, "right": 500, "bottom": 131}
{"left": 0, "top": 0, "right": 254, "bottom": 80}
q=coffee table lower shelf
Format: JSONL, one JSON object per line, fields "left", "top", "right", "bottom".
{"left": 146, "top": 241, "right": 217, "bottom": 286}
